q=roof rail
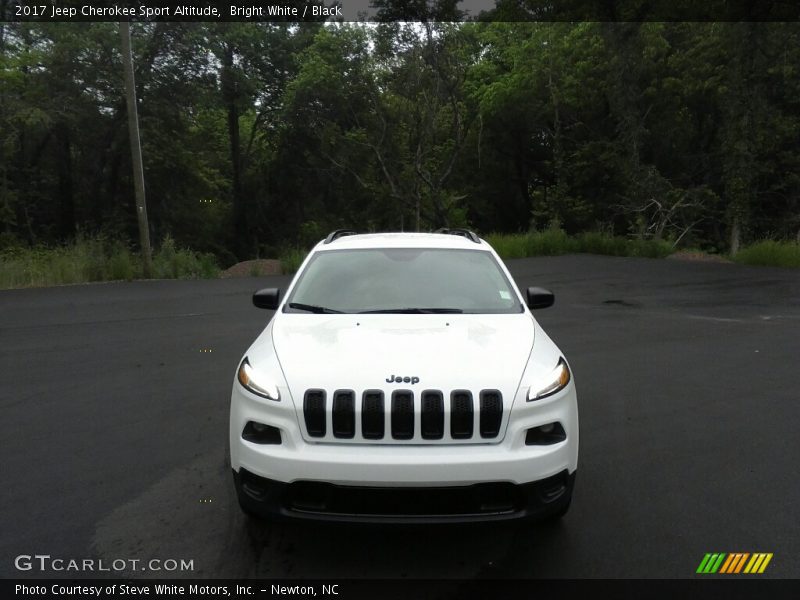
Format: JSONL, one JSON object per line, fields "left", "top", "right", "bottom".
{"left": 323, "top": 229, "right": 358, "bottom": 244}
{"left": 434, "top": 228, "right": 481, "bottom": 244}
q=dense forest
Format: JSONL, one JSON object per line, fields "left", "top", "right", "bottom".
{"left": 1, "top": 19, "right": 799, "bottom": 266}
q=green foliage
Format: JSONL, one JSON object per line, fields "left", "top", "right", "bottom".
{"left": 151, "top": 235, "right": 220, "bottom": 279}
{"left": 279, "top": 247, "right": 309, "bottom": 275}
{"left": 486, "top": 230, "right": 673, "bottom": 260}
{"left": 575, "top": 232, "right": 673, "bottom": 258}
{"left": 1, "top": 22, "right": 798, "bottom": 265}
{"left": 484, "top": 232, "right": 530, "bottom": 259}
{"left": 733, "top": 241, "right": 800, "bottom": 268}
{"left": 248, "top": 262, "right": 263, "bottom": 277}
{"left": 524, "top": 229, "right": 574, "bottom": 256}
{"left": 0, "top": 235, "right": 218, "bottom": 289}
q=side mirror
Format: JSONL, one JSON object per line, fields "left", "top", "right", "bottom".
{"left": 526, "top": 286, "right": 554, "bottom": 310}
{"left": 253, "top": 288, "right": 280, "bottom": 310}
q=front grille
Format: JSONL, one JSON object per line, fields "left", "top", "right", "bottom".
{"left": 302, "top": 388, "right": 505, "bottom": 443}
{"left": 332, "top": 390, "right": 355, "bottom": 438}
{"left": 479, "top": 390, "right": 503, "bottom": 439}
{"left": 361, "top": 390, "right": 385, "bottom": 439}
{"left": 391, "top": 390, "right": 415, "bottom": 439}
{"left": 421, "top": 391, "right": 444, "bottom": 439}
{"left": 303, "top": 389, "right": 326, "bottom": 437}
{"left": 450, "top": 390, "right": 474, "bottom": 439}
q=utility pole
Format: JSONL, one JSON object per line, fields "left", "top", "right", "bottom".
{"left": 119, "top": 21, "right": 153, "bottom": 276}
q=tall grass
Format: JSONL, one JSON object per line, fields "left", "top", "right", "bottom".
{"left": 485, "top": 230, "right": 673, "bottom": 260}
{"left": 279, "top": 247, "right": 308, "bottom": 274}
{"left": 733, "top": 240, "right": 800, "bottom": 268}
{"left": 0, "top": 235, "right": 219, "bottom": 289}
{"left": 151, "top": 235, "right": 219, "bottom": 279}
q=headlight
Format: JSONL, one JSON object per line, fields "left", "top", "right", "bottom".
{"left": 237, "top": 357, "right": 280, "bottom": 401}
{"left": 528, "top": 357, "right": 571, "bottom": 401}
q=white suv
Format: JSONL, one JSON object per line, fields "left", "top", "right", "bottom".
{"left": 229, "top": 229, "right": 578, "bottom": 522}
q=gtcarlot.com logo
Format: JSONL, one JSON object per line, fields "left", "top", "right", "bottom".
{"left": 696, "top": 552, "right": 773, "bottom": 574}
{"left": 14, "top": 554, "right": 194, "bottom": 573}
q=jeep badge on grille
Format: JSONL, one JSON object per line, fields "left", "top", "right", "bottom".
{"left": 386, "top": 375, "right": 420, "bottom": 384}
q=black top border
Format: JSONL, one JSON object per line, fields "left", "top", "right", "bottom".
{"left": 2, "top": 0, "right": 800, "bottom": 23}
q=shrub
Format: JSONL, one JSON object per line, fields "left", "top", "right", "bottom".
{"left": 279, "top": 247, "right": 308, "bottom": 274}
{"left": 0, "top": 234, "right": 218, "bottom": 289}
{"left": 486, "top": 230, "right": 673, "bottom": 260}
{"left": 734, "top": 240, "right": 800, "bottom": 268}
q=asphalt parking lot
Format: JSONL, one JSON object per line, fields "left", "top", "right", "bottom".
{"left": 1, "top": 254, "right": 798, "bottom": 579}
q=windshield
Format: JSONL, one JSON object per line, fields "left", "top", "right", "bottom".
{"left": 284, "top": 248, "right": 523, "bottom": 314}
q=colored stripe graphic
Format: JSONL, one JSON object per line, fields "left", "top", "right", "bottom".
{"left": 699, "top": 552, "right": 773, "bottom": 574}
{"left": 744, "top": 554, "right": 762, "bottom": 573}
{"left": 697, "top": 553, "right": 727, "bottom": 574}
{"left": 733, "top": 553, "right": 750, "bottom": 573}
{"left": 697, "top": 554, "right": 713, "bottom": 573}
{"left": 758, "top": 553, "right": 773, "bottom": 573}
{"left": 719, "top": 554, "right": 735, "bottom": 573}
{"left": 710, "top": 553, "right": 726, "bottom": 573}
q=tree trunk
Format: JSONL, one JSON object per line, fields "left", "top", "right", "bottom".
{"left": 107, "top": 144, "right": 122, "bottom": 222}
{"left": 120, "top": 20, "right": 153, "bottom": 275}
{"left": 228, "top": 101, "right": 245, "bottom": 256}
{"left": 57, "top": 123, "right": 75, "bottom": 240}
{"left": 550, "top": 99, "right": 562, "bottom": 219}
{"left": 730, "top": 216, "right": 741, "bottom": 255}
{"left": 431, "top": 193, "right": 449, "bottom": 229}
{"left": 222, "top": 46, "right": 246, "bottom": 259}
{"left": 548, "top": 32, "right": 565, "bottom": 226}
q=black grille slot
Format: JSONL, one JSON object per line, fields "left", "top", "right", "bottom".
{"left": 391, "top": 390, "right": 414, "bottom": 440}
{"left": 361, "top": 390, "right": 385, "bottom": 439}
{"left": 479, "top": 390, "right": 503, "bottom": 438}
{"left": 450, "top": 390, "right": 474, "bottom": 439}
{"left": 421, "top": 391, "right": 444, "bottom": 439}
{"left": 332, "top": 390, "right": 355, "bottom": 438}
{"left": 303, "top": 389, "right": 326, "bottom": 437}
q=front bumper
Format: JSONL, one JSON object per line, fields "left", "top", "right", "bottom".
{"left": 229, "top": 368, "right": 579, "bottom": 522}
{"left": 234, "top": 468, "right": 576, "bottom": 523}
{"left": 229, "top": 380, "right": 579, "bottom": 486}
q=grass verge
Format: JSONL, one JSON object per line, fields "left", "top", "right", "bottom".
{"left": 0, "top": 235, "right": 219, "bottom": 290}
{"left": 279, "top": 247, "right": 308, "bottom": 274}
{"left": 733, "top": 240, "right": 800, "bottom": 268}
{"left": 485, "top": 230, "right": 674, "bottom": 260}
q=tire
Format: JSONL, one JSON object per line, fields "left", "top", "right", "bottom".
{"left": 542, "top": 471, "right": 575, "bottom": 522}
{"left": 545, "top": 493, "right": 572, "bottom": 521}
{"left": 237, "top": 495, "right": 260, "bottom": 519}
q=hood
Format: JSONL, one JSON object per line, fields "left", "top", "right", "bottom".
{"left": 268, "top": 313, "right": 535, "bottom": 401}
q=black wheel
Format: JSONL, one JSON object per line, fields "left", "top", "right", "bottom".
{"left": 545, "top": 493, "right": 572, "bottom": 521}
{"left": 545, "top": 470, "right": 576, "bottom": 521}
{"left": 233, "top": 474, "right": 263, "bottom": 520}
{"left": 237, "top": 494, "right": 260, "bottom": 519}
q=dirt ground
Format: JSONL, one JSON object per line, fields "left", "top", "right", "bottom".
{"left": 666, "top": 250, "right": 733, "bottom": 263}
{"left": 220, "top": 259, "right": 282, "bottom": 278}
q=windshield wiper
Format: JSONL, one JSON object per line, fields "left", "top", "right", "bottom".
{"left": 286, "top": 302, "right": 344, "bottom": 314}
{"left": 358, "top": 308, "right": 464, "bottom": 314}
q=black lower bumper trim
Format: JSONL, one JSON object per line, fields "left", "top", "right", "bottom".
{"left": 233, "top": 468, "right": 575, "bottom": 523}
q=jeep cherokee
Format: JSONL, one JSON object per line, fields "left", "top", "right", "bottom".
{"left": 230, "top": 229, "right": 578, "bottom": 522}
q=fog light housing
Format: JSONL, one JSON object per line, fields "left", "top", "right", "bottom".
{"left": 242, "top": 421, "right": 282, "bottom": 445}
{"left": 525, "top": 422, "right": 566, "bottom": 445}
